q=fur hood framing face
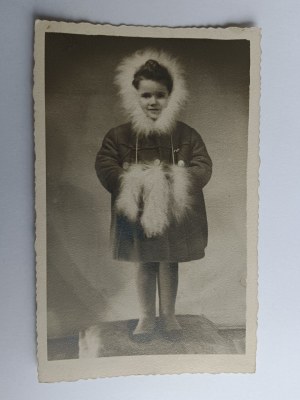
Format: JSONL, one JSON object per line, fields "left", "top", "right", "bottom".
{"left": 115, "top": 49, "right": 187, "bottom": 136}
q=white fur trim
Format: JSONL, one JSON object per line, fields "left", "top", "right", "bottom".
{"left": 115, "top": 49, "right": 187, "bottom": 136}
{"left": 115, "top": 164, "right": 145, "bottom": 221}
{"left": 115, "top": 162, "right": 193, "bottom": 238}
{"left": 140, "top": 165, "right": 171, "bottom": 238}
{"left": 170, "top": 165, "right": 192, "bottom": 221}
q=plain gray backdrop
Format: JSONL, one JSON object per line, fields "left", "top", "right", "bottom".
{"left": 46, "top": 34, "right": 249, "bottom": 338}
{"left": 1, "top": 0, "right": 300, "bottom": 398}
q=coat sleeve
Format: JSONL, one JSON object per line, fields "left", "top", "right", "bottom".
{"left": 188, "top": 129, "right": 213, "bottom": 188}
{"left": 95, "top": 128, "right": 124, "bottom": 194}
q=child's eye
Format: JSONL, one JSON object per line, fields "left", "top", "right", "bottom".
{"left": 141, "top": 92, "right": 151, "bottom": 98}
{"left": 156, "top": 92, "right": 167, "bottom": 99}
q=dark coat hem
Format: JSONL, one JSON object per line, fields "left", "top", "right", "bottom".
{"left": 111, "top": 251, "right": 206, "bottom": 264}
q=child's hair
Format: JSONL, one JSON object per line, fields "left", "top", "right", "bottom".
{"left": 132, "top": 59, "right": 173, "bottom": 94}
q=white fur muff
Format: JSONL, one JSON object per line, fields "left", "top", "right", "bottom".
{"left": 116, "top": 163, "right": 192, "bottom": 238}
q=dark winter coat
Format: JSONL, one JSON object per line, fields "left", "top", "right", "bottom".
{"left": 95, "top": 121, "right": 212, "bottom": 263}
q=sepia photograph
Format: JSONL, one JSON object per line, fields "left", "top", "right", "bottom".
{"left": 34, "top": 21, "right": 260, "bottom": 381}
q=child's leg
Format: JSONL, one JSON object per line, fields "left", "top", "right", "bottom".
{"left": 133, "top": 262, "right": 158, "bottom": 335}
{"left": 158, "top": 262, "right": 182, "bottom": 331}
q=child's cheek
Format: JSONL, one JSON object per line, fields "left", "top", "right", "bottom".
{"left": 161, "top": 99, "right": 168, "bottom": 109}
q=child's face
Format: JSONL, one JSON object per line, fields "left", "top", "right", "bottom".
{"left": 137, "top": 79, "right": 170, "bottom": 121}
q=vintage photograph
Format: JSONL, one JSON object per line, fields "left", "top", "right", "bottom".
{"left": 34, "top": 22, "right": 260, "bottom": 381}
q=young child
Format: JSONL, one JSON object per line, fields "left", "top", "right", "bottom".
{"left": 95, "top": 49, "right": 212, "bottom": 340}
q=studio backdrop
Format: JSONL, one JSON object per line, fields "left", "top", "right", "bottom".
{"left": 45, "top": 33, "right": 249, "bottom": 339}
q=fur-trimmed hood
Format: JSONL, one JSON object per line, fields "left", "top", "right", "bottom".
{"left": 115, "top": 49, "right": 187, "bottom": 136}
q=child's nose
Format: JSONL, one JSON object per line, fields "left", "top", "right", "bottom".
{"left": 149, "top": 95, "right": 158, "bottom": 105}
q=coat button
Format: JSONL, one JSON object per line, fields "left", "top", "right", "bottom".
{"left": 178, "top": 160, "right": 185, "bottom": 167}
{"left": 153, "top": 159, "right": 161, "bottom": 166}
{"left": 122, "top": 162, "right": 130, "bottom": 170}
